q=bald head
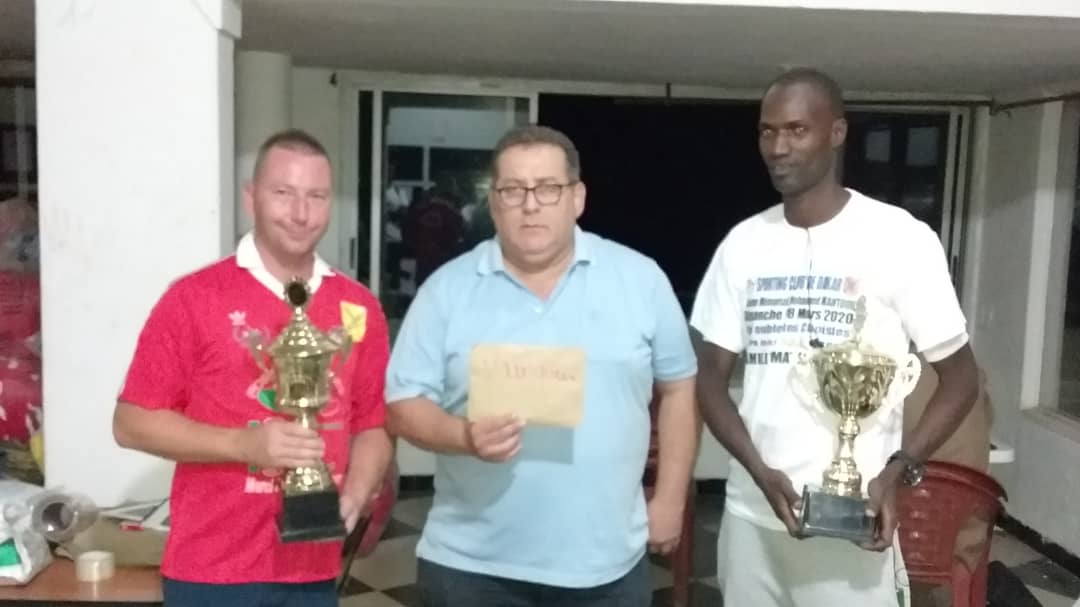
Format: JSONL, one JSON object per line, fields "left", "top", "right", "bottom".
{"left": 764, "top": 67, "right": 845, "bottom": 119}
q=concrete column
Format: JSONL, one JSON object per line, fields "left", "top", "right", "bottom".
{"left": 36, "top": 0, "right": 240, "bottom": 506}
{"left": 235, "top": 50, "right": 292, "bottom": 242}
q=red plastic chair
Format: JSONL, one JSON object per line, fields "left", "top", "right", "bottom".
{"left": 643, "top": 392, "right": 696, "bottom": 607}
{"left": 896, "top": 460, "right": 1007, "bottom": 607}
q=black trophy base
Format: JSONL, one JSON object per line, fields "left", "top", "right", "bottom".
{"left": 278, "top": 489, "right": 347, "bottom": 544}
{"left": 797, "top": 486, "right": 876, "bottom": 544}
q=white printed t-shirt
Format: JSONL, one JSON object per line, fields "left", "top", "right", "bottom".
{"left": 690, "top": 189, "right": 969, "bottom": 531}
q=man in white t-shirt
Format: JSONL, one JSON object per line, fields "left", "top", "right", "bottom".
{"left": 690, "top": 67, "right": 980, "bottom": 606}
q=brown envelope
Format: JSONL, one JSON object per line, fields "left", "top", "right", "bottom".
{"left": 467, "top": 344, "right": 586, "bottom": 427}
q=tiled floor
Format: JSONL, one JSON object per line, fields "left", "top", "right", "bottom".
{"left": 339, "top": 488, "right": 1080, "bottom": 607}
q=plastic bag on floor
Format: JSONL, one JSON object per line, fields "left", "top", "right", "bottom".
{"left": 0, "top": 480, "right": 51, "bottom": 585}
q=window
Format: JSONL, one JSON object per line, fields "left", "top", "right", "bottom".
{"left": 371, "top": 92, "right": 529, "bottom": 334}
{"left": 842, "top": 113, "right": 951, "bottom": 234}
{"left": 1059, "top": 127, "right": 1080, "bottom": 418}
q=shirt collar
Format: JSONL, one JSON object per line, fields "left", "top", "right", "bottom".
{"left": 236, "top": 231, "right": 334, "bottom": 297}
{"left": 477, "top": 225, "right": 594, "bottom": 276}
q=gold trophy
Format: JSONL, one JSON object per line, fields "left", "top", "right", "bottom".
{"left": 247, "top": 279, "right": 352, "bottom": 543}
{"left": 791, "top": 296, "right": 919, "bottom": 542}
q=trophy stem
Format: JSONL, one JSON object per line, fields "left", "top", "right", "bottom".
{"left": 822, "top": 415, "right": 863, "bottom": 497}
{"left": 282, "top": 409, "right": 333, "bottom": 494}
{"left": 295, "top": 409, "right": 317, "bottom": 430}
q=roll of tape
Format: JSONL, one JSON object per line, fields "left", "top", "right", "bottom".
{"left": 75, "top": 550, "right": 115, "bottom": 582}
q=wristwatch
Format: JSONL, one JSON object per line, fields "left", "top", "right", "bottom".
{"left": 887, "top": 450, "right": 925, "bottom": 487}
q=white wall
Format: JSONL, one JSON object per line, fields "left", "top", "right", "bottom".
{"left": 968, "top": 99, "right": 1080, "bottom": 554}
{"left": 38, "top": 0, "right": 239, "bottom": 507}
{"left": 967, "top": 105, "right": 1045, "bottom": 462}
{"left": 1013, "top": 414, "right": 1080, "bottom": 554}
{"left": 291, "top": 67, "right": 343, "bottom": 267}
{"left": 235, "top": 50, "right": 291, "bottom": 244}
{"left": 1012, "top": 101, "right": 1080, "bottom": 554}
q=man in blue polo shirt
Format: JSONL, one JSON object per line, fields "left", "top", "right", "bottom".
{"left": 385, "top": 124, "right": 698, "bottom": 606}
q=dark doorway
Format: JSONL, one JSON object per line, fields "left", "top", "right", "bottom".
{"left": 539, "top": 95, "right": 775, "bottom": 312}
{"left": 843, "top": 112, "right": 951, "bottom": 234}
{"left": 540, "top": 95, "right": 955, "bottom": 312}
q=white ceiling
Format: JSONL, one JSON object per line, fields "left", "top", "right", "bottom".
{"left": 239, "top": 0, "right": 1080, "bottom": 97}
{"left": 2, "top": 0, "right": 1079, "bottom": 98}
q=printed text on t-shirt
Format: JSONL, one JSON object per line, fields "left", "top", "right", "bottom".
{"left": 743, "top": 274, "right": 859, "bottom": 364}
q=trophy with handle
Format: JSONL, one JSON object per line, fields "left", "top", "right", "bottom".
{"left": 247, "top": 278, "right": 352, "bottom": 543}
{"left": 790, "top": 296, "right": 920, "bottom": 542}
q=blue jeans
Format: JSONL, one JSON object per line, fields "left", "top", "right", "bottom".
{"left": 417, "top": 556, "right": 651, "bottom": 607}
{"left": 161, "top": 577, "right": 336, "bottom": 607}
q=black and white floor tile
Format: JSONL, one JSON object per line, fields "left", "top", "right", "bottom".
{"left": 338, "top": 487, "right": 1080, "bottom": 607}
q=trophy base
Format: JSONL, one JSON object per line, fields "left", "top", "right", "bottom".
{"left": 797, "top": 486, "right": 876, "bottom": 544}
{"left": 278, "top": 489, "right": 347, "bottom": 544}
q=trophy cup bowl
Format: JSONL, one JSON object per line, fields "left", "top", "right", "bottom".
{"left": 248, "top": 279, "right": 352, "bottom": 544}
{"left": 790, "top": 296, "right": 919, "bottom": 544}
{"left": 813, "top": 347, "right": 896, "bottom": 497}
{"left": 795, "top": 343, "right": 896, "bottom": 543}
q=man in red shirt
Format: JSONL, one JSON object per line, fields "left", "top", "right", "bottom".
{"left": 113, "top": 129, "right": 392, "bottom": 607}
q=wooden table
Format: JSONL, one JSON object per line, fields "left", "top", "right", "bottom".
{"left": 0, "top": 559, "right": 162, "bottom": 605}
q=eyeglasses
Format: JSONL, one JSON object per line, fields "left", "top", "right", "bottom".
{"left": 493, "top": 182, "right": 577, "bottom": 207}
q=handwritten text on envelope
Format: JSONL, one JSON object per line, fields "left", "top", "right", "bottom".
{"left": 467, "top": 344, "right": 586, "bottom": 427}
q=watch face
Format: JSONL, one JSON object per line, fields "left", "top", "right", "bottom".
{"left": 904, "top": 465, "right": 925, "bottom": 486}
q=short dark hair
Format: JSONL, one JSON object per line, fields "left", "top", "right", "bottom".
{"left": 252, "top": 128, "right": 330, "bottom": 180}
{"left": 491, "top": 125, "right": 581, "bottom": 181}
{"left": 765, "top": 67, "right": 846, "bottom": 117}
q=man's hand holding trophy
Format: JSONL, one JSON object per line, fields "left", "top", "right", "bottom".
{"left": 790, "top": 296, "right": 921, "bottom": 548}
{"left": 246, "top": 279, "right": 354, "bottom": 544}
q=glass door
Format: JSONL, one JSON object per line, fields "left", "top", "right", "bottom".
{"left": 349, "top": 91, "right": 532, "bottom": 336}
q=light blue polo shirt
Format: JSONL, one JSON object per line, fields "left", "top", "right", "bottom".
{"left": 385, "top": 227, "right": 696, "bottom": 588}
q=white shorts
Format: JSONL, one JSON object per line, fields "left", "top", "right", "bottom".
{"left": 716, "top": 509, "right": 910, "bottom": 607}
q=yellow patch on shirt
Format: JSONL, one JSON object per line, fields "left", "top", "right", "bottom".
{"left": 341, "top": 301, "right": 368, "bottom": 342}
